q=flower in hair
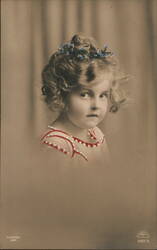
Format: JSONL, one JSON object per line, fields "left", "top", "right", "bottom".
{"left": 56, "top": 42, "right": 114, "bottom": 61}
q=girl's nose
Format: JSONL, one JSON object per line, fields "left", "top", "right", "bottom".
{"left": 91, "top": 105, "right": 98, "bottom": 110}
{"left": 90, "top": 97, "right": 100, "bottom": 110}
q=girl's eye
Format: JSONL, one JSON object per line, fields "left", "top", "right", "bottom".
{"left": 100, "top": 91, "right": 109, "bottom": 98}
{"left": 80, "top": 92, "right": 90, "bottom": 98}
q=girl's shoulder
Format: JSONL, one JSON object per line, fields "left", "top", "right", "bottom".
{"left": 40, "top": 126, "right": 75, "bottom": 157}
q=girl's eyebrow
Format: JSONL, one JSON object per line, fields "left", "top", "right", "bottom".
{"left": 101, "top": 90, "right": 110, "bottom": 93}
{"left": 80, "top": 88, "right": 110, "bottom": 93}
{"left": 80, "top": 88, "right": 91, "bottom": 91}
{"left": 80, "top": 88, "right": 94, "bottom": 94}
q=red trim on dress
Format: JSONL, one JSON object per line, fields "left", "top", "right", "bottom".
{"left": 41, "top": 127, "right": 104, "bottom": 162}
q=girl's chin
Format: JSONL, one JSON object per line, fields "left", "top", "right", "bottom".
{"left": 67, "top": 116, "right": 103, "bottom": 130}
{"left": 79, "top": 121, "right": 100, "bottom": 129}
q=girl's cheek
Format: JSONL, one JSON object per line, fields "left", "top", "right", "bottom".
{"left": 68, "top": 100, "right": 86, "bottom": 113}
{"left": 101, "top": 98, "right": 108, "bottom": 106}
{"left": 74, "top": 98, "right": 89, "bottom": 108}
{"left": 102, "top": 99, "right": 108, "bottom": 113}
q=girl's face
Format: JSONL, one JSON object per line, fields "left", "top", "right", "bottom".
{"left": 65, "top": 73, "right": 112, "bottom": 129}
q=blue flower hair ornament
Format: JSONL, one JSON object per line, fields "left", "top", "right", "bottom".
{"left": 56, "top": 42, "right": 114, "bottom": 61}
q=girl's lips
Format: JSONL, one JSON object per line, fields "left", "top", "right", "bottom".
{"left": 86, "top": 114, "right": 99, "bottom": 117}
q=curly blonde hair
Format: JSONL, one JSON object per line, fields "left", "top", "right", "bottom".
{"left": 42, "top": 34, "right": 128, "bottom": 113}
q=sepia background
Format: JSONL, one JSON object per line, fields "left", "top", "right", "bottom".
{"left": 1, "top": 0, "right": 157, "bottom": 249}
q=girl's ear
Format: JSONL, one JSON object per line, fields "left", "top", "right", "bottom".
{"left": 109, "top": 104, "right": 119, "bottom": 113}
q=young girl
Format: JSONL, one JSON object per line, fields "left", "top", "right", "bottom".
{"left": 41, "top": 34, "right": 126, "bottom": 163}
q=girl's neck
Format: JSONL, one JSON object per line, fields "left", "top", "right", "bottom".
{"left": 51, "top": 113, "right": 88, "bottom": 139}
